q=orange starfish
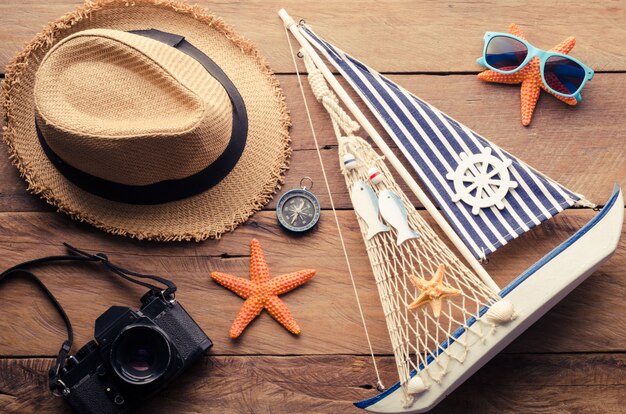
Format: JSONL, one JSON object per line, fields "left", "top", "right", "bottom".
{"left": 477, "top": 23, "right": 578, "bottom": 126}
{"left": 408, "top": 264, "right": 461, "bottom": 318}
{"left": 211, "top": 239, "right": 316, "bottom": 338}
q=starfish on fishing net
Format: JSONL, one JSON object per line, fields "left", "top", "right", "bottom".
{"left": 408, "top": 264, "right": 462, "bottom": 318}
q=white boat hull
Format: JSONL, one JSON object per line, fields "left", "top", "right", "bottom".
{"left": 355, "top": 186, "right": 623, "bottom": 413}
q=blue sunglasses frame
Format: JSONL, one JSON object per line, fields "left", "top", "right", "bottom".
{"left": 476, "top": 32, "right": 594, "bottom": 102}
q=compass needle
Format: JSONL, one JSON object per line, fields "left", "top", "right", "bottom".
{"left": 276, "top": 177, "right": 321, "bottom": 232}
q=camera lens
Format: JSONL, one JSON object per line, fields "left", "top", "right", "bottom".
{"left": 110, "top": 325, "right": 172, "bottom": 385}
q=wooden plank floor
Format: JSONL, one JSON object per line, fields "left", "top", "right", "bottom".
{"left": 1, "top": 1, "right": 624, "bottom": 413}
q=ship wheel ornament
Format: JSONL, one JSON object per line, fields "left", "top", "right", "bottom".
{"left": 446, "top": 147, "right": 518, "bottom": 215}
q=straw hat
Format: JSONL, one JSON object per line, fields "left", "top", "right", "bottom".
{"left": 2, "top": 0, "right": 291, "bottom": 241}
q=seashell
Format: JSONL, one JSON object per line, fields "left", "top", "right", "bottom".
{"left": 367, "top": 166, "right": 384, "bottom": 184}
{"left": 407, "top": 375, "right": 427, "bottom": 395}
{"left": 343, "top": 153, "right": 357, "bottom": 170}
{"left": 484, "top": 300, "right": 516, "bottom": 325}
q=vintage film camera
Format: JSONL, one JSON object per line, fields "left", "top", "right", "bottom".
{"left": 56, "top": 289, "right": 212, "bottom": 413}
{"left": 0, "top": 245, "right": 213, "bottom": 413}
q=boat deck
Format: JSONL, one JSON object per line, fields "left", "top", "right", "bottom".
{"left": 1, "top": 1, "right": 624, "bottom": 413}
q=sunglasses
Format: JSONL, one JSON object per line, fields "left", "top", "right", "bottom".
{"left": 476, "top": 32, "right": 594, "bottom": 101}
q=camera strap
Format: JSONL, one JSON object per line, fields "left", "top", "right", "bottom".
{"left": 0, "top": 243, "right": 178, "bottom": 395}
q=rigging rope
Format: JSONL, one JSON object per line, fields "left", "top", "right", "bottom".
{"left": 283, "top": 22, "right": 385, "bottom": 391}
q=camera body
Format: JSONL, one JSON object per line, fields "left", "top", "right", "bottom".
{"left": 58, "top": 290, "right": 212, "bottom": 414}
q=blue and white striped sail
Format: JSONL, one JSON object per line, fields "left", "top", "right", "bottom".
{"left": 300, "top": 24, "right": 583, "bottom": 260}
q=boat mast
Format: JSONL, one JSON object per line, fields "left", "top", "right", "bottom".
{"left": 279, "top": 9, "right": 500, "bottom": 292}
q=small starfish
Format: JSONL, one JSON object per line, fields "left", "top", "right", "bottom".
{"left": 408, "top": 264, "right": 461, "bottom": 318}
{"left": 211, "top": 239, "right": 315, "bottom": 338}
{"left": 478, "top": 23, "right": 578, "bottom": 126}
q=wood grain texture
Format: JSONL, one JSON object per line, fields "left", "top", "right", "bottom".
{"left": 0, "top": 1, "right": 625, "bottom": 73}
{"left": 1, "top": 73, "right": 624, "bottom": 212}
{"left": 0, "top": 1, "right": 624, "bottom": 413}
{"left": 1, "top": 354, "right": 624, "bottom": 414}
{"left": 0, "top": 209, "right": 624, "bottom": 357}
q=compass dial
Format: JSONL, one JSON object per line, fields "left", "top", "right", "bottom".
{"left": 276, "top": 189, "right": 321, "bottom": 232}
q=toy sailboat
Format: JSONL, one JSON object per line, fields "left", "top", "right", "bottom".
{"left": 280, "top": 10, "right": 623, "bottom": 414}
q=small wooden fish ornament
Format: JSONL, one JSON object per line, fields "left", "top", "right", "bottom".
{"left": 351, "top": 181, "right": 390, "bottom": 239}
{"left": 379, "top": 189, "right": 420, "bottom": 245}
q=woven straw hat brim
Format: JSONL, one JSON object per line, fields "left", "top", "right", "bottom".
{"left": 2, "top": 0, "right": 291, "bottom": 241}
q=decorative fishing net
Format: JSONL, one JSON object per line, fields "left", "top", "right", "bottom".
{"left": 303, "top": 50, "right": 503, "bottom": 406}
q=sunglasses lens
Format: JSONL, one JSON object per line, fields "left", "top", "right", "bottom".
{"left": 544, "top": 56, "right": 586, "bottom": 95}
{"left": 485, "top": 36, "right": 528, "bottom": 71}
